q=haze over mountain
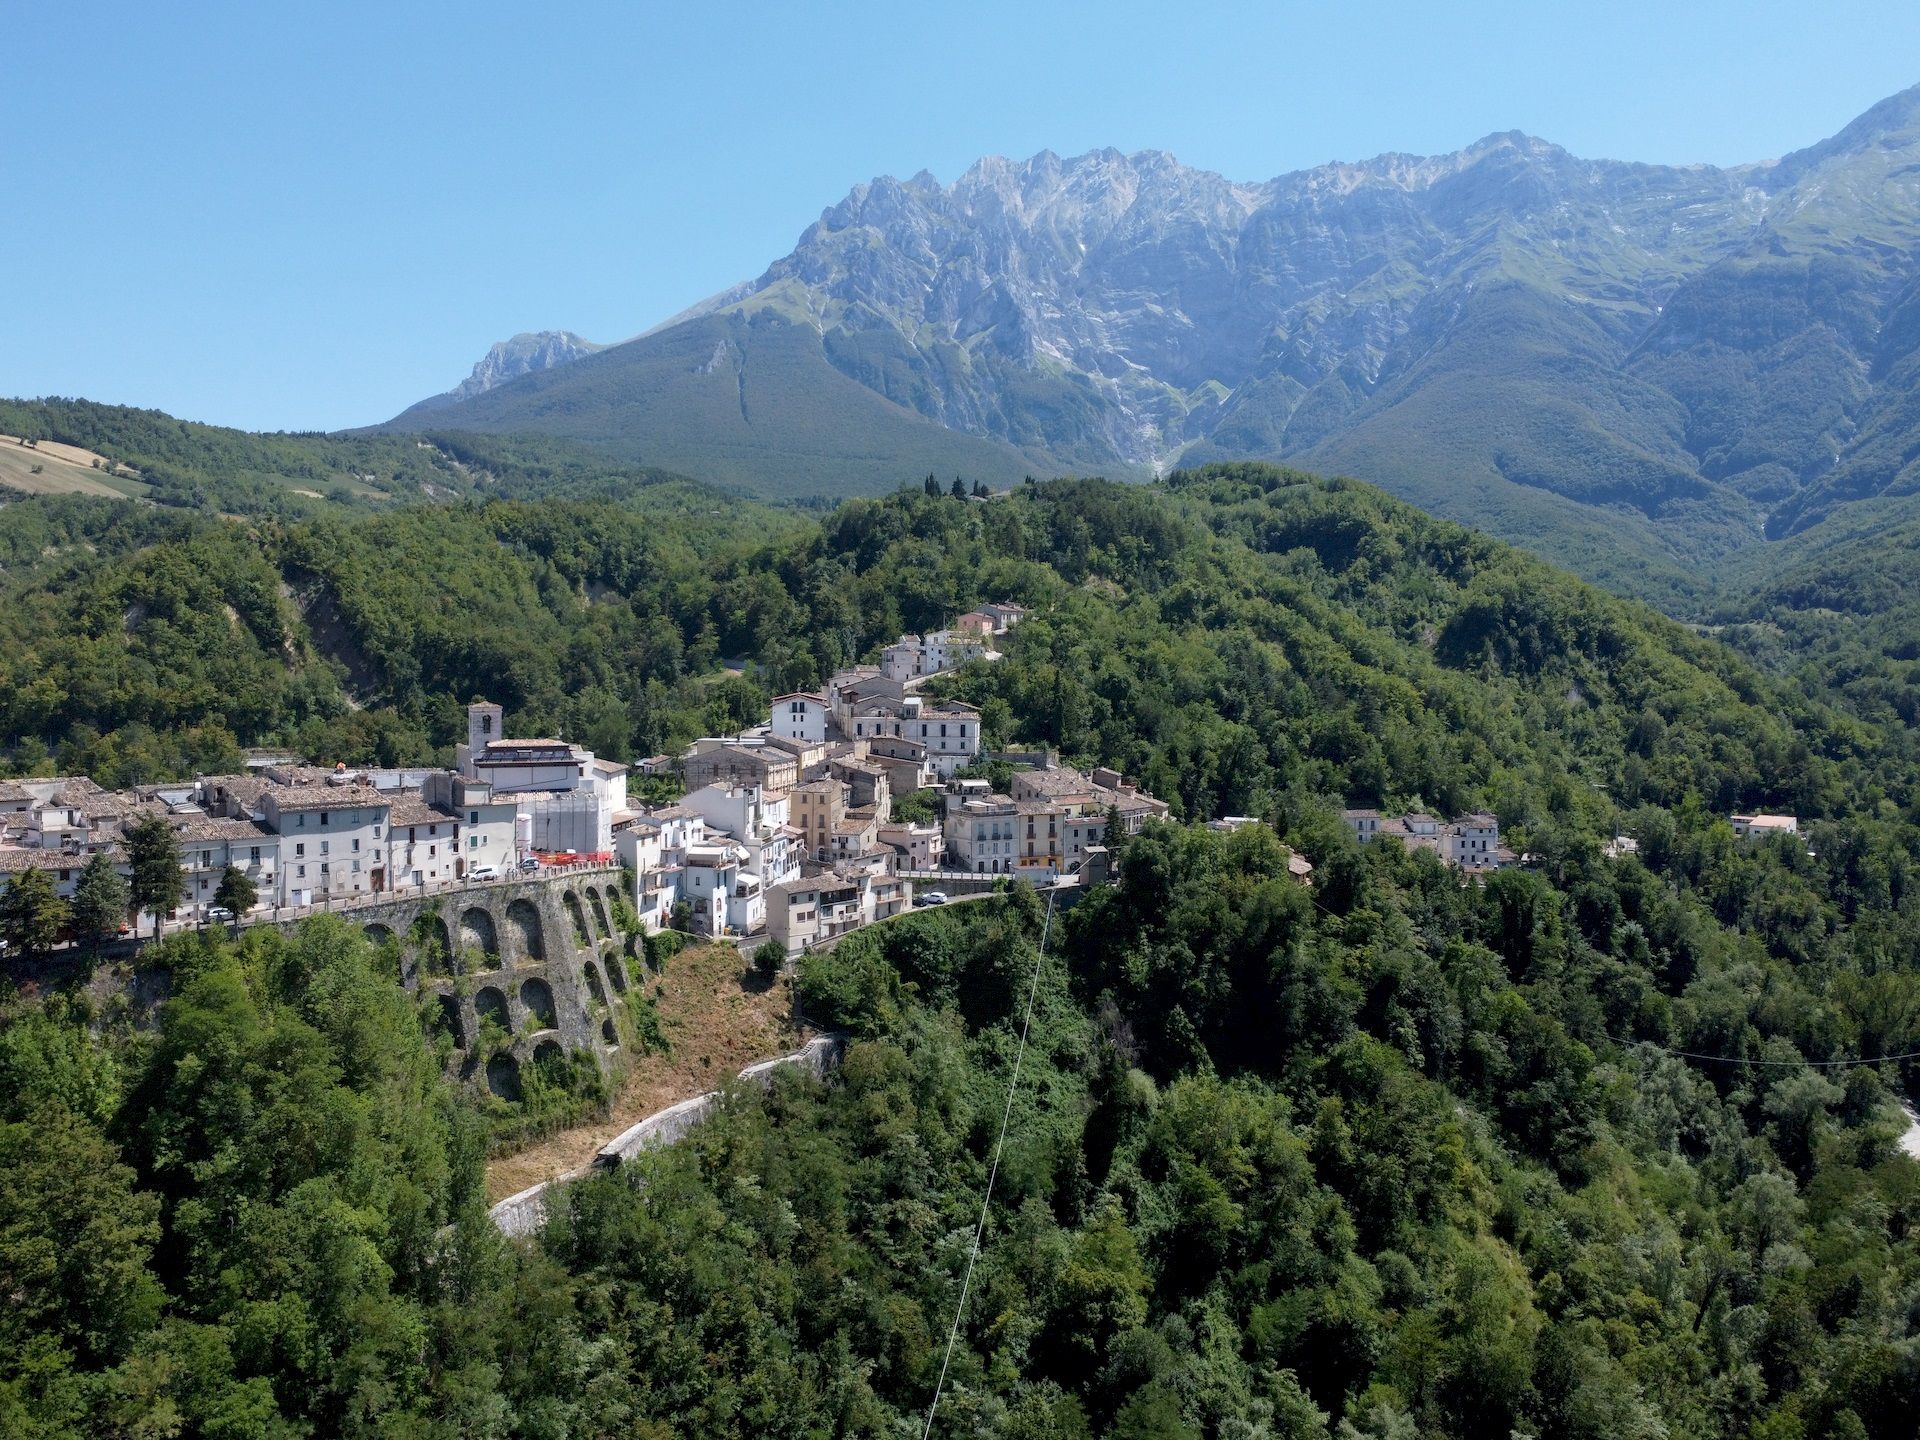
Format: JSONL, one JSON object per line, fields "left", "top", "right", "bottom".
{"left": 391, "top": 84, "right": 1920, "bottom": 595}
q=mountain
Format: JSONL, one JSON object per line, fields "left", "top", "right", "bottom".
{"left": 382, "top": 85, "right": 1920, "bottom": 599}
{"left": 408, "top": 330, "right": 606, "bottom": 412}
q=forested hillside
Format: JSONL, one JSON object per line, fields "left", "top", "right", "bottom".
{"left": 0, "top": 398, "right": 725, "bottom": 518}
{"left": 0, "top": 462, "right": 1900, "bottom": 824}
{"left": 7, "top": 464, "right": 1920, "bottom": 1435}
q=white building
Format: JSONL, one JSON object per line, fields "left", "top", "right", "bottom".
{"left": 878, "top": 821, "right": 943, "bottom": 870}
{"left": 846, "top": 696, "right": 981, "bottom": 779}
{"left": 457, "top": 701, "right": 625, "bottom": 854}
{"left": 1732, "top": 813, "right": 1799, "bottom": 841}
{"left": 261, "top": 783, "right": 390, "bottom": 905}
{"left": 1341, "top": 807, "right": 1510, "bottom": 872}
{"left": 680, "top": 782, "right": 800, "bottom": 894}
{"left": 771, "top": 691, "right": 829, "bottom": 744}
{"left": 944, "top": 793, "right": 1021, "bottom": 874}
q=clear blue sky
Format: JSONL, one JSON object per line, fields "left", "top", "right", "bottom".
{"left": 5, "top": 1, "right": 1915, "bottom": 433}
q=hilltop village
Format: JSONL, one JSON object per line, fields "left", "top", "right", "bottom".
{"left": 0, "top": 597, "right": 1741, "bottom": 964}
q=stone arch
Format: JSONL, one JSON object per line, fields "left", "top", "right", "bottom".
{"left": 583, "top": 960, "right": 608, "bottom": 1008}
{"left": 601, "top": 1017, "right": 619, "bottom": 1047}
{"left": 415, "top": 913, "right": 454, "bottom": 974}
{"left": 563, "top": 891, "right": 591, "bottom": 946}
{"left": 485, "top": 1052, "right": 522, "bottom": 1101}
{"left": 532, "top": 1037, "right": 565, "bottom": 1068}
{"left": 586, "top": 886, "right": 612, "bottom": 939}
{"left": 474, "top": 985, "right": 509, "bottom": 1032}
{"left": 605, "top": 954, "right": 628, "bottom": 994}
{"left": 519, "top": 976, "right": 557, "bottom": 1029}
{"left": 435, "top": 993, "right": 466, "bottom": 1048}
{"left": 506, "top": 899, "right": 544, "bottom": 960}
{"left": 363, "top": 922, "right": 395, "bottom": 947}
{"left": 459, "top": 906, "right": 498, "bottom": 957}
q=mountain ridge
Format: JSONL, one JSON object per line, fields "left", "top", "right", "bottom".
{"left": 384, "top": 84, "right": 1920, "bottom": 597}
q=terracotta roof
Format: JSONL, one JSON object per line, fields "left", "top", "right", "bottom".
{"left": 172, "top": 816, "right": 271, "bottom": 843}
{"left": 387, "top": 795, "right": 450, "bottom": 826}
{"left": 1016, "top": 767, "right": 1086, "bottom": 791}
{"left": 267, "top": 784, "right": 388, "bottom": 811}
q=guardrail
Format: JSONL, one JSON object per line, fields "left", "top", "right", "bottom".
{"left": 160, "top": 862, "right": 625, "bottom": 937}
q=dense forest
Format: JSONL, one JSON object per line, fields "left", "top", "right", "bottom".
{"left": 7, "top": 460, "right": 1920, "bottom": 1434}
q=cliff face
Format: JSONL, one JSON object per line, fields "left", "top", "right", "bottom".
{"left": 448, "top": 331, "right": 605, "bottom": 401}
{"left": 395, "top": 85, "right": 1920, "bottom": 577}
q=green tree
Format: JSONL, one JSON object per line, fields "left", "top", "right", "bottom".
{"left": 125, "top": 812, "right": 183, "bottom": 936}
{"left": 951, "top": 476, "right": 967, "bottom": 499}
{"left": 213, "top": 864, "right": 257, "bottom": 923}
{"left": 753, "top": 938, "right": 786, "bottom": 983}
{"left": 0, "top": 865, "right": 68, "bottom": 960}
{"left": 924, "top": 474, "right": 941, "bottom": 497}
{"left": 69, "top": 852, "right": 129, "bottom": 954}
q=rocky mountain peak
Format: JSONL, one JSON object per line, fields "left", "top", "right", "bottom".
{"left": 450, "top": 331, "right": 604, "bottom": 401}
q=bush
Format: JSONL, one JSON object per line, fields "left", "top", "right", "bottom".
{"left": 753, "top": 939, "right": 786, "bottom": 982}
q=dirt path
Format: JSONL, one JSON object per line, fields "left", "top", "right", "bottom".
{"left": 485, "top": 942, "right": 807, "bottom": 1202}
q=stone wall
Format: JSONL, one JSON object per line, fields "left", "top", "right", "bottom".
{"left": 489, "top": 1034, "right": 844, "bottom": 1236}
{"left": 337, "top": 868, "right": 640, "bottom": 1100}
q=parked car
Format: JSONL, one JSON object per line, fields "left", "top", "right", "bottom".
{"left": 205, "top": 905, "right": 235, "bottom": 922}
{"left": 518, "top": 856, "right": 541, "bottom": 871}
{"left": 469, "top": 864, "right": 498, "bottom": 881}
{"left": 915, "top": 890, "right": 949, "bottom": 907}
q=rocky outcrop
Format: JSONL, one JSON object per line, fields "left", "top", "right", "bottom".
{"left": 449, "top": 331, "right": 604, "bottom": 401}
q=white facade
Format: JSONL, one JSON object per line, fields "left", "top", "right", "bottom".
{"left": 772, "top": 692, "right": 829, "bottom": 744}
{"left": 1732, "top": 813, "right": 1799, "bottom": 840}
{"left": 262, "top": 787, "right": 390, "bottom": 905}
{"left": 944, "top": 795, "right": 1021, "bottom": 874}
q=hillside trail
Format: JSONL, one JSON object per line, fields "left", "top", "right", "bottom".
{"left": 486, "top": 942, "right": 808, "bottom": 1202}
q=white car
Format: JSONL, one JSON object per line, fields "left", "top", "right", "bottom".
{"left": 205, "top": 905, "right": 235, "bottom": 922}
{"left": 916, "top": 890, "right": 949, "bottom": 907}
{"left": 469, "top": 864, "right": 498, "bottom": 881}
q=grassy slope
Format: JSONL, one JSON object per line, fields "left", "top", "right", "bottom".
{"left": 381, "top": 310, "right": 1055, "bottom": 501}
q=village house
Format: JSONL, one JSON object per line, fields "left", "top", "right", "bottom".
{"left": 1732, "top": 813, "right": 1799, "bottom": 841}
{"left": 771, "top": 691, "right": 829, "bottom": 744}
{"left": 1341, "top": 807, "right": 1511, "bottom": 872}
{"left": 456, "top": 701, "right": 626, "bottom": 854}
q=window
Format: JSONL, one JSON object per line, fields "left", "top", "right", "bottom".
{"left": 372, "top": 825, "right": 381, "bottom": 838}
{"left": 320, "top": 841, "right": 330, "bottom": 856}
{"left": 352, "top": 838, "right": 360, "bottom": 853}
{"left": 297, "top": 814, "right": 306, "bottom": 828}
{"left": 319, "top": 812, "right": 329, "bottom": 825}
{"left": 351, "top": 860, "right": 360, "bottom": 873}
{"left": 297, "top": 865, "right": 306, "bottom": 878}
{"left": 249, "top": 846, "right": 260, "bottom": 864}
{"left": 295, "top": 843, "right": 305, "bottom": 857}
{"left": 469, "top": 811, "right": 479, "bottom": 825}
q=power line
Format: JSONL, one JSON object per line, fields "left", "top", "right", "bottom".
{"left": 1641, "top": 1042, "right": 1920, "bottom": 1069}
{"left": 920, "top": 887, "right": 1056, "bottom": 1440}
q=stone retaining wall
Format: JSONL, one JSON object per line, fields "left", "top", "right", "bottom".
{"left": 489, "top": 1034, "right": 845, "bottom": 1237}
